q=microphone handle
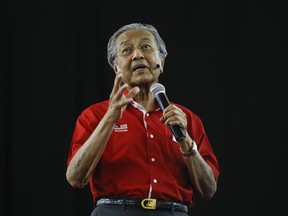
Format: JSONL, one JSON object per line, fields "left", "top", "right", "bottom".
{"left": 155, "top": 93, "right": 186, "bottom": 141}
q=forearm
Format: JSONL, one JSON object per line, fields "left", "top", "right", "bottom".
{"left": 179, "top": 136, "right": 217, "bottom": 199}
{"left": 66, "top": 113, "right": 116, "bottom": 188}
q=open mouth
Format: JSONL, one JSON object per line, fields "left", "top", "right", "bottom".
{"left": 132, "top": 64, "right": 148, "bottom": 71}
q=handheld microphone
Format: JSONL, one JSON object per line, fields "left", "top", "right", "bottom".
{"left": 150, "top": 83, "right": 186, "bottom": 141}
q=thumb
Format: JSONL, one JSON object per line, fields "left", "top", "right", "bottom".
{"left": 126, "top": 87, "right": 140, "bottom": 98}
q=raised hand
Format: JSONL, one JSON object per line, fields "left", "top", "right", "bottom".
{"left": 106, "top": 71, "right": 139, "bottom": 122}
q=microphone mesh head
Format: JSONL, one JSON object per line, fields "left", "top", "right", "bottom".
{"left": 150, "top": 83, "right": 166, "bottom": 96}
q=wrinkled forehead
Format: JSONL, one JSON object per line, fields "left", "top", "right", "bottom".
{"left": 116, "top": 29, "right": 156, "bottom": 47}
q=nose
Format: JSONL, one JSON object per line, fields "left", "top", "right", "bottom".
{"left": 132, "top": 47, "right": 144, "bottom": 60}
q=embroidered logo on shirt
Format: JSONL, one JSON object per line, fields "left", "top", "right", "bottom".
{"left": 114, "top": 124, "right": 128, "bottom": 132}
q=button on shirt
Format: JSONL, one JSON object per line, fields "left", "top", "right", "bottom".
{"left": 67, "top": 100, "right": 220, "bottom": 207}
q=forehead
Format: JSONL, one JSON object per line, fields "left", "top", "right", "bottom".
{"left": 116, "top": 29, "right": 156, "bottom": 46}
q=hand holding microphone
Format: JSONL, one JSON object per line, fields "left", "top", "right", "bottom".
{"left": 150, "top": 82, "right": 186, "bottom": 141}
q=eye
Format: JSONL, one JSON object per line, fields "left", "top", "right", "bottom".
{"left": 121, "top": 47, "right": 133, "bottom": 54}
{"left": 141, "top": 44, "right": 152, "bottom": 51}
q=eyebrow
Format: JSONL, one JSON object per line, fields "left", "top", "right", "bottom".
{"left": 119, "top": 38, "right": 152, "bottom": 46}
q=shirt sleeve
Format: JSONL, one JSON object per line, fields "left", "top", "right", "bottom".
{"left": 66, "top": 107, "right": 99, "bottom": 166}
{"left": 180, "top": 104, "right": 220, "bottom": 182}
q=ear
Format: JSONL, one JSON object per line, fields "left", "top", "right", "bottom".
{"left": 160, "top": 59, "right": 164, "bottom": 73}
{"left": 114, "top": 65, "right": 119, "bottom": 73}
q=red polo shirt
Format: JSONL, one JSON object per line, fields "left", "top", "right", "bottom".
{"left": 67, "top": 100, "right": 220, "bottom": 207}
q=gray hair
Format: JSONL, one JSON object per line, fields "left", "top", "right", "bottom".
{"left": 107, "top": 23, "right": 168, "bottom": 68}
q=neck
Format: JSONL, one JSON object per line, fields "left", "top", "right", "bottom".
{"left": 133, "top": 87, "right": 157, "bottom": 111}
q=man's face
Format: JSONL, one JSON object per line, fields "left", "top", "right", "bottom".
{"left": 114, "top": 29, "right": 163, "bottom": 87}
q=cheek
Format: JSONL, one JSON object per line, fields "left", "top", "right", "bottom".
{"left": 115, "top": 57, "right": 127, "bottom": 67}
{"left": 117, "top": 59, "right": 130, "bottom": 70}
{"left": 151, "top": 54, "right": 162, "bottom": 65}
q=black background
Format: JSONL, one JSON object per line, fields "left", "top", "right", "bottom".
{"left": 2, "top": 0, "right": 287, "bottom": 215}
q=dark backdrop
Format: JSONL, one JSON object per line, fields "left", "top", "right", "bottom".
{"left": 2, "top": 0, "right": 287, "bottom": 215}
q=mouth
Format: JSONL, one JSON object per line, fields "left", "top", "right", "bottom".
{"left": 132, "top": 64, "right": 148, "bottom": 72}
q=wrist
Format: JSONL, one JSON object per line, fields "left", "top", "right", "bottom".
{"left": 180, "top": 140, "right": 198, "bottom": 157}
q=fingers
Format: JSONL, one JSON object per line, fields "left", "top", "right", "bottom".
{"left": 110, "top": 71, "right": 123, "bottom": 99}
{"left": 162, "top": 105, "right": 187, "bottom": 129}
{"left": 109, "top": 70, "right": 139, "bottom": 108}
